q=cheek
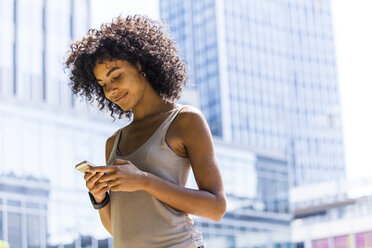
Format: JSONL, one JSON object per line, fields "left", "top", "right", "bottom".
{"left": 132, "top": 81, "right": 146, "bottom": 95}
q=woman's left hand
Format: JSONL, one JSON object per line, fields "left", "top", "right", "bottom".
{"left": 87, "top": 158, "right": 148, "bottom": 192}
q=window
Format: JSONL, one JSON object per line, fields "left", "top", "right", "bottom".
{"left": 8, "top": 212, "right": 22, "bottom": 248}
{"left": 27, "top": 215, "right": 41, "bottom": 248}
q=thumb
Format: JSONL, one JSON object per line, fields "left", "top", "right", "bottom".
{"left": 114, "top": 158, "right": 130, "bottom": 165}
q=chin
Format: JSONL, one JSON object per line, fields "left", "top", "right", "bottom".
{"left": 118, "top": 103, "right": 131, "bottom": 112}
{"left": 118, "top": 105, "right": 128, "bottom": 111}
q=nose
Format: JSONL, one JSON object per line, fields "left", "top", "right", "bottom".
{"left": 105, "top": 85, "right": 118, "bottom": 100}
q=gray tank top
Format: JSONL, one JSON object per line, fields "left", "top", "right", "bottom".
{"left": 107, "top": 104, "right": 205, "bottom": 248}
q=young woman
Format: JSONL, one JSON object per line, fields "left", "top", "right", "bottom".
{"left": 64, "top": 15, "right": 226, "bottom": 248}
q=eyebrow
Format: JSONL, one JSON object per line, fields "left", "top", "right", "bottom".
{"left": 96, "top": 67, "right": 120, "bottom": 82}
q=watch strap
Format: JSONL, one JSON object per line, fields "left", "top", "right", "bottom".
{"left": 88, "top": 191, "right": 110, "bottom": 210}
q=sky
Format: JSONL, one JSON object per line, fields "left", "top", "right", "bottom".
{"left": 91, "top": 0, "right": 372, "bottom": 181}
{"left": 91, "top": 0, "right": 160, "bottom": 28}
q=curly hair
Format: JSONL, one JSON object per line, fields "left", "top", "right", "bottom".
{"left": 64, "top": 15, "right": 187, "bottom": 121}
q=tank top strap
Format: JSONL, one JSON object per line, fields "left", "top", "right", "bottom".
{"left": 156, "top": 104, "right": 185, "bottom": 137}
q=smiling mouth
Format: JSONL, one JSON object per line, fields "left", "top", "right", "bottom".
{"left": 115, "top": 92, "right": 128, "bottom": 102}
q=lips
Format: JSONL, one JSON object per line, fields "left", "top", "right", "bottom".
{"left": 114, "top": 92, "right": 128, "bottom": 102}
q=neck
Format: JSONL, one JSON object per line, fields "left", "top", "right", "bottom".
{"left": 131, "top": 91, "right": 177, "bottom": 122}
{"left": 130, "top": 79, "right": 177, "bottom": 122}
{"left": 132, "top": 101, "right": 177, "bottom": 122}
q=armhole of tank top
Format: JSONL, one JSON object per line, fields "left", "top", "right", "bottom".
{"left": 108, "top": 128, "right": 122, "bottom": 163}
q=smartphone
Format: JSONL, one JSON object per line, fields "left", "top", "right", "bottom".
{"left": 75, "top": 160, "right": 96, "bottom": 174}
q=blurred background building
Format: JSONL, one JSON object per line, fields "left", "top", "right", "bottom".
{"left": 160, "top": 0, "right": 346, "bottom": 187}
{"left": 0, "top": 174, "right": 49, "bottom": 248}
{"left": 160, "top": 0, "right": 347, "bottom": 246}
{"left": 291, "top": 178, "right": 372, "bottom": 248}
{"left": 0, "top": 0, "right": 120, "bottom": 247}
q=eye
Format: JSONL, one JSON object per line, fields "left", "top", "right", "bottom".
{"left": 112, "top": 74, "right": 121, "bottom": 80}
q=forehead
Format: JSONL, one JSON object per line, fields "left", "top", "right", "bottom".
{"left": 93, "top": 59, "right": 136, "bottom": 78}
{"left": 93, "top": 59, "right": 120, "bottom": 75}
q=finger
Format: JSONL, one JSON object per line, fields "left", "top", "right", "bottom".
{"left": 86, "top": 172, "right": 100, "bottom": 187}
{"left": 113, "top": 158, "right": 130, "bottom": 165}
{"left": 91, "top": 172, "right": 104, "bottom": 182}
{"left": 87, "top": 166, "right": 117, "bottom": 173}
{"left": 86, "top": 172, "right": 104, "bottom": 189}
{"left": 98, "top": 173, "right": 118, "bottom": 183}
{"left": 90, "top": 180, "right": 109, "bottom": 192}
{"left": 90, "top": 182, "right": 108, "bottom": 194}
{"left": 110, "top": 185, "right": 121, "bottom": 191}
{"left": 106, "top": 179, "right": 120, "bottom": 189}
{"left": 84, "top": 172, "right": 97, "bottom": 181}
{"left": 94, "top": 180, "right": 108, "bottom": 187}
{"left": 91, "top": 185, "right": 110, "bottom": 196}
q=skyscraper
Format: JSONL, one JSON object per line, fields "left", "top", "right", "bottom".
{"left": 0, "top": 0, "right": 91, "bottom": 108}
{"left": 160, "top": 0, "right": 346, "bottom": 186}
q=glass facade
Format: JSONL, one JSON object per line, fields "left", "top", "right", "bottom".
{"left": 0, "top": 0, "right": 91, "bottom": 109}
{"left": 160, "top": 0, "right": 346, "bottom": 187}
{"left": 161, "top": 0, "right": 222, "bottom": 136}
{"left": 0, "top": 175, "right": 49, "bottom": 248}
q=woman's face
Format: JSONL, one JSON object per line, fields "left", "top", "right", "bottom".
{"left": 93, "top": 59, "right": 146, "bottom": 111}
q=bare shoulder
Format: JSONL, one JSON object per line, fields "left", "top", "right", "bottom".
{"left": 176, "top": 105, "right": 205, "bottom": 124}
{"left": 105, "top": 129, "right": 120, "bottom": 163}
{"left": 174, "top": 105, "right": 211, "bottom": 139}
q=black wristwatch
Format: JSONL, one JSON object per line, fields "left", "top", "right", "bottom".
{"left": 88, "top": 191, "right": 110, "bottom": 210}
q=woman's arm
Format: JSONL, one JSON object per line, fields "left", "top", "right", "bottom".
{"left": 96, "top": 197, "right": 112, "bottom": 235}
{"left": 142, "top": 107, "right": 226, "bottom": 221}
